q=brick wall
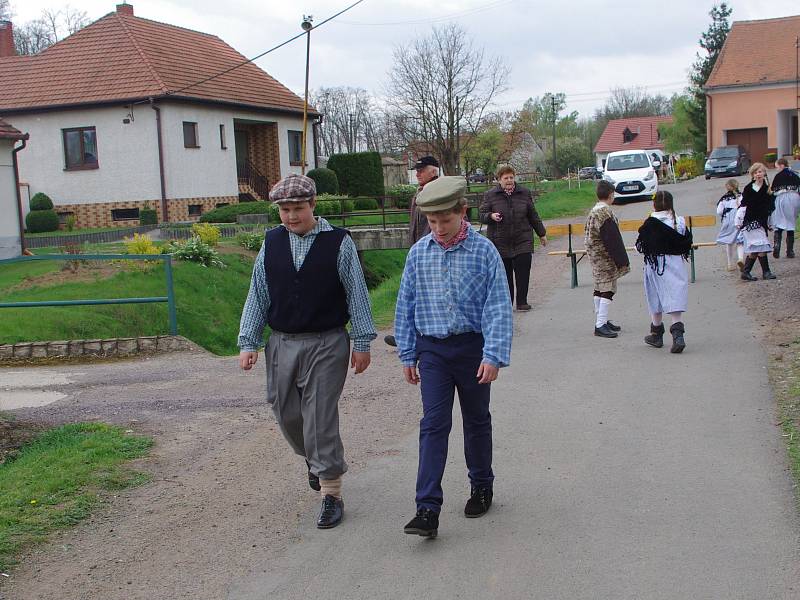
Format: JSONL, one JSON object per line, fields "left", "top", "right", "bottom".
{"left": 244, "top": 122, "right": 281, "bottom": 187}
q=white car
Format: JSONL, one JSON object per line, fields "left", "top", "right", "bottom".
{"left": 602, "top": 150, "right": 658, "bottom": 202}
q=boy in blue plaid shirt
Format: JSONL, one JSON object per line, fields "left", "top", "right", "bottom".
{"left": 395, "top": 176, "right": 513, "bottom": 539}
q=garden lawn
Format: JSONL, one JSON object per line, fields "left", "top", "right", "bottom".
{"left": 0, "top": 423, "right": 152, "bottom": 571}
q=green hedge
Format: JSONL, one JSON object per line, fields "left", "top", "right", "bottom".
{"left": 25, "top": 209, "right": 60, "bottom": 233}
{"left": 307, "top": 168, "right": 339, "bottom": 195}
{"left": 29, "top": 192, "right": 54, "bottom": 211}
{"left": 387, "top": 184, "right": 416, "bottom": 209}
{"left": 327, "top": 151, "right": 385, "bottom": 197}
{"left": 199, "top": 202, "right": 277, "bottom": 223}
{"left": 139, "top": 207, "right": 158, "bottom": 225}
{"left": 315, "top": 199, "right": 355, "bottom": 216}
{"left": 353, "top": 198, "right": 379, "bottom": 210}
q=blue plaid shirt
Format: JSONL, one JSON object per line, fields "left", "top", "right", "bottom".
{"left": 238, "top": 218, "right": 376, "bottom": 353}
{"left": 394, "top": 225, "right": 513, "bottom": 368}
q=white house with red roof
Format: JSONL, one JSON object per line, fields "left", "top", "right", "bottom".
{"left": 593, "top": 115, "right": 673, "bottom": 169}
{"left": 0, "top": 3, "right": 319, "bottom": 228}
{"left": 0, "top": 116, "right": 28, "bottom": 258}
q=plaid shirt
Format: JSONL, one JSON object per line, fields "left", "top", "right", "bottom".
{"left": 394, "top": 226, "right": 513, "bottom": 368}
{"left": 238, "top": 217, "right": 376, "bottom": 352}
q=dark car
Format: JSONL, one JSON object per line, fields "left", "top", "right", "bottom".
{"left": 704, "top": 145, "right": 751, "bottom": 179}
{"left": 468, "top": 171, "right": 486, "bottom": 183}
{"left": 578, "top": 166, "right": 603, "bottom": 180}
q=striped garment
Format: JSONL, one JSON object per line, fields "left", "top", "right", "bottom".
{"left": 238, "top": 217, "right": 376, "bottom": 352}
{"left": 394, "top": 226, "right": 513, "bottom": 368}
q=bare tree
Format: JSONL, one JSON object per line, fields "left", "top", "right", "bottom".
{"left": 313, "top": 87, "right": 378, "bottom": 156}
{"left": 12, "top": 4, "right": 88, "bottom": 55}
{"left": 386, "top": 23, "right": 508, "bottom": 174}
{"left": 13, "top": 20, "right": 53, "bottom": 55}
{"left": 0, "top": 0, "right": 11, "bottom": 20}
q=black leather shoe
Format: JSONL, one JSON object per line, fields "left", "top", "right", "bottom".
{"left": 305, "top": 460, "right": 320, "bottom": 492}
{"left": 763, "top": 271, "right": 776, "bottom": 280}
{"left": 464, "top": 486, "right": 493, "bottom": 518}
{"left": 605, "top": 321, "right": 621, "bottom": 332}
{"left": 316, "top": 495, "right": 343, "bottom": 529}
{"left": 404, "top": 509, "right": 439, "bottom": 537}
{"left": 516, "top": 303, "right": 532, "bottom": 311}
{"left": 594, "top": 324, "right": 618, "bottom": 338}
{"left": 384, "top": 335, "right": 397, "bottom": 347}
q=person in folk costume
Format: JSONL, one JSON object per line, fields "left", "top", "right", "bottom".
{"left": 715, "top": 178, "right": 742, "bottom": 271}
{"left": 583, "top": 180, "right": 630, "bottom": 338}
{"left": 736, "top": 163, "right": 776, "bottom": 281}
{"left": 635, "top": 190, "right": 693, "bottom": 354}
{"left": 770, "top": 157, "right": 800, "bottom": 259}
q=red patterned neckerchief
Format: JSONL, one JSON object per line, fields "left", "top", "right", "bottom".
{"left": 435, "top": 218, "right": 469, "bottom": 249}
{"left": 503, "top": 183, "right": 515, "bottom": 196}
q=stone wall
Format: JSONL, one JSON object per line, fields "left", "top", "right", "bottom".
{"left": 0, "top": 335, "right": 193, "bottom": 362}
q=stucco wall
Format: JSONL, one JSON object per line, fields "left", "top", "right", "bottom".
{"left": 708, "top": 85, "right": 798, "bottom": 153}
{"left": 0, "top": 138, "right": 21, "bottom": 259}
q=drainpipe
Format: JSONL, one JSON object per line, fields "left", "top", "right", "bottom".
{"left": 12, "top": 137, "right": 29, "bottom": 255}
{"left": 149, "top": 98, "right": 169, "bottom": 223}
{"left": 706, "top": 93, "right": 713, "bottom": 153}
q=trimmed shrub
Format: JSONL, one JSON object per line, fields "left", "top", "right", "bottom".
{"left": 307, "top": 167, "right": 339, "bottom": 195}
{"left": 674, "top": 157, "right": 700, "bottom": 179}
{"left": 236, "top": 232, "right": 264, "bottom": 252}
{"left": 199, "top": 201, "right": 277, "bottom": 223}
{"left": 387, "top": 184, "right": 417, "bottom": 209}
{"left": 326, "top": 151, "right": 385, "bottom": 197}
{"left": 169, "top": 237, "right": 225, "bottom": 268}
{"left": 315, "top": 198, "right": 354, "bottom": 216}
{"left": 25, "top": 209, "right": 59, "bottom": 233}
{"left": 139, "top": 204, "right": 158, "bottom": 225}
{"left": 30, "top": 192, "right": 54, "bottom": 211}
{"left": 764, "top": 152, "right": 777, "bottom": 164}
{"left": 191, "top": 223, "right": 221, "bottom": 247}
{"left": 353, "top": 197, "right": 379, "bottom": 210}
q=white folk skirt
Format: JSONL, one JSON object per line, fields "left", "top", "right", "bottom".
{"left": 643, "top": 255, "right": 689, "bottom": 315}
{"left": 772, "top": 191, "right": 800, "bottom": 231}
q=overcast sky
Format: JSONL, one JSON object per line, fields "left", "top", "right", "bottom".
{"left": 8, "top": 0, "right": 800, "bottom": 117}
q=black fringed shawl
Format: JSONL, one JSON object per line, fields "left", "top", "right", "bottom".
{"left": 772, "top": 168, "right": 800, "bottom": 194}
{"left": 717, "top": 191, "right": 737, "bottom": 221}
{"left": 740, "top": 181, "right": 774, "bottom": 232}
{"left": 636, "top": 216, "right": 693, "bottom": 274}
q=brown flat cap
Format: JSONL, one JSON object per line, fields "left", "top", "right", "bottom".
{"left": 268, "top": 174, "right": 317, "bottom": 203}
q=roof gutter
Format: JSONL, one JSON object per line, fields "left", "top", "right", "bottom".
{"left": 11, "top": 136, "right": 29, "bottom": 255}
{"left": 149, "top": 98, "right": 168, "bottom": 223}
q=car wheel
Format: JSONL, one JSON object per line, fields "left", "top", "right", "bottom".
{"left": 705, "top": 175, "right": 710, "bottom": 180}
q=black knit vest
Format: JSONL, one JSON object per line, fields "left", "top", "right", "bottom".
{"left": 263, "top": 226, "right": 349, "bottom": 333}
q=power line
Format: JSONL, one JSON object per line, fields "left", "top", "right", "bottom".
{"left": 336, "top": 0, "right": 517, "bottom": 26}
{"left": 165, "top": 0, "right": 368, "bottom": 97}
{"left": 492, "top": 81, "right": 688, "bottom": 109}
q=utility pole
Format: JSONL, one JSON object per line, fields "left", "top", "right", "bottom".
{"left": 300, "top": 15, "right": 313, "bottom": 175}
{"left": 455, "top": 95, "right": 461, "bottom": 176}
{"left": 551, "top": 95, "right": 558, "bottom": 177}
{"left": 348, "top": 113, "right": 355, "bottom": 153}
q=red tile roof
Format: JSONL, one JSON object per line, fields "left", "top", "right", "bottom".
{"left": 706, "top": 15, "right": 800, "bottom": 89}
{"left": 593, "top": 116, "right": 672, "bottom": 154}
{"left": 0, "top": 6, "right": 315, "bottom": 114}
{"left": 0, "top": 116, "right": 27, "bottom": 139}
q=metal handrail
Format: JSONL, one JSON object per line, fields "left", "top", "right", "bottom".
{"left": 0, "top": 254, "right": 178, "bottom": 335}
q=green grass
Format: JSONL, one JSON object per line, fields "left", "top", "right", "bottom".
{"left": 533, "top": 184, "right": 597, "bottom": 221}
{"left": 773, "top": 339, "right": 800, "bottom": 498}
{"left": 0, "top": 423, "right": 152, "bottom": 571}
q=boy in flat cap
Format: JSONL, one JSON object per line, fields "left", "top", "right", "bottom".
{"left": 394, "top": 176, "right": 512, "bottom": 538}
{"left": 238, "top": 174, "right": 376, "bottom": 530}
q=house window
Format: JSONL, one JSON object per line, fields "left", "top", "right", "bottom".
{"left": 216, "top": 202, "right": 230, "bottom": 209}
{"left": 111, "top": 208, "right": 140, "bottom": 221}
{"left": 622, "top": 127, "right": 636, "bottom": 143}
{"left": 219, "top": 124, "right": 227, "bottom": 149}
{"left": 188, "top": 204, "right": 202, "bottom": 216}
{"left": 183, "top": 122, "right": 199, "bottom": 148}
{"left": 63, "top": 126, "right": 98, "bottom": 169}
{"left": 288, "top": 130, "right": 303, "bottom": 165}
{"left": 57, "top": 211, "right": 75, "bottom": 224}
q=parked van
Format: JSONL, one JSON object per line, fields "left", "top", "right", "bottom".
{"left": 603, "top": 149, "right": 658, "bottom": 202}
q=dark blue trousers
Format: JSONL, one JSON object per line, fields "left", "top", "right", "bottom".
{"left": 415, "top": 332, "right": 494, "bottom": 512}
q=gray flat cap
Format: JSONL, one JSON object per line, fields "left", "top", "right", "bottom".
{"left": 415, "top": 176, "right": 467, "bottom": 213}
{"left": 269, "top": 174, "right": 316, "bottom": 203}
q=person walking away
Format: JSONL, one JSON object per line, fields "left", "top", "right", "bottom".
{"left": 384, "top": 155, "right": 440, "bottom": 348}
{"left": 584, "top": 180, "right": 630, "bottom": 338}
{"left": 736, "top": 163, "right": 776, "bottom": 281}
{"left": 394, "top": 176, "right": 512, "bottom": 539}
{"left": 635, "top": 190, "right": 693, "bottom": 353}
{"left": 479, "top": 165, "right": 547, "bottom": 311}
{"left": 716, "top": 179, "right": 742, "bottom": 271}
{"left": 771, "top": 157, "right": 800, "bottom": 258}
{"left": 238, "top": 174, "right": 376, "bottom": 530}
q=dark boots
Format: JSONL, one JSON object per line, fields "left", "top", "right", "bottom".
{"left": 787, "top": 231, "right": 795, "bottom": 258}
{"left": 644, "top": 323, "right": 665, "bottom": 348}
{"left": 669, "top": 322, "right": 686, "bottom": 354}
{"left": 773, "top": 230, "right": 782, "bottom": 259}
{"left": 741, "top": 257, "right": 757, "bottom": 281}
{"left": 758, "top": 255, "right": 776, "bottom": 280}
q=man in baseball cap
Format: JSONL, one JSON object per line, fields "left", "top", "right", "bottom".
{"left": 238, "top": 173, "right": 376, "bottom": 530}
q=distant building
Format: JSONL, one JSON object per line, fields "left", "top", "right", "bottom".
{"left": 593, "top": 116, "right": 673, "bottom": 168}
{"left": 0, "top": 116, "right": 27, "bottom": 259}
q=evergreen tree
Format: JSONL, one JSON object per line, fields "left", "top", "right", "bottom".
{"left": 687, "top": 3, "right": 732, "bottom": 152}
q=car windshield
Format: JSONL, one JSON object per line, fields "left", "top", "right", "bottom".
{"left": 710, "top": 148, "right": 738, "bottom": 159}
{"left": 606, "top": 154, "right": 650, "bottom": 171}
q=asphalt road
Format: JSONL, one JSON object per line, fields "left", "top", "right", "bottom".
{"left": 229, "top": 176, "right": 800, "bottom": 600}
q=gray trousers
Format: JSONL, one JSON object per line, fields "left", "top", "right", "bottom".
{"left": 265, "top": 327, "right": 350, "bottom": 480}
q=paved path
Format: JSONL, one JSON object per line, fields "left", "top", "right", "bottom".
{"left": 229, "top": 178, "right": 800, "bottom": 599}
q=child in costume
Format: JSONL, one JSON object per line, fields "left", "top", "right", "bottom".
{"left": 715, "top": 178, "right": 741, "bottom": 271}
{"left": 771, "top": 157, "right": 800, "bottom": 259}
{"left": 736, "top": 163, "right": 776, "bottom": 281}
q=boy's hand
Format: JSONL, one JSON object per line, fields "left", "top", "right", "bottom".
{"left": 476, "top": 363, "right": 499, "bottom": 384}
{"left": 351, "top": 351, "right": 371, "bottom": 374}
{"left": 539, "top": 236, "right": 548, "bottom": 247}
{"left": 403, "top": 366, "right": 420, "bottom": 385}
{"left": 239, "top": 351, "right": 258, "bottom": 371}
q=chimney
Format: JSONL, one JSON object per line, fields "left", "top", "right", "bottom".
{"left": 0, "top": 21, "right": 15, "bottom": 57}
{"left": 116, "top": 3, "right": 134, "bottom": 16}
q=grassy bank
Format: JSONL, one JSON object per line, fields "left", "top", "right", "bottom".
{"left": 0, "top": 423, "right": 152, "bottom": 571}
{"left": 771, "top": 340, "right": 800, "bottom": 494}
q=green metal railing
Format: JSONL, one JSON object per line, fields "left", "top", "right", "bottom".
{"left": 0, "top": 254, "right": 178, "bottom": 335}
